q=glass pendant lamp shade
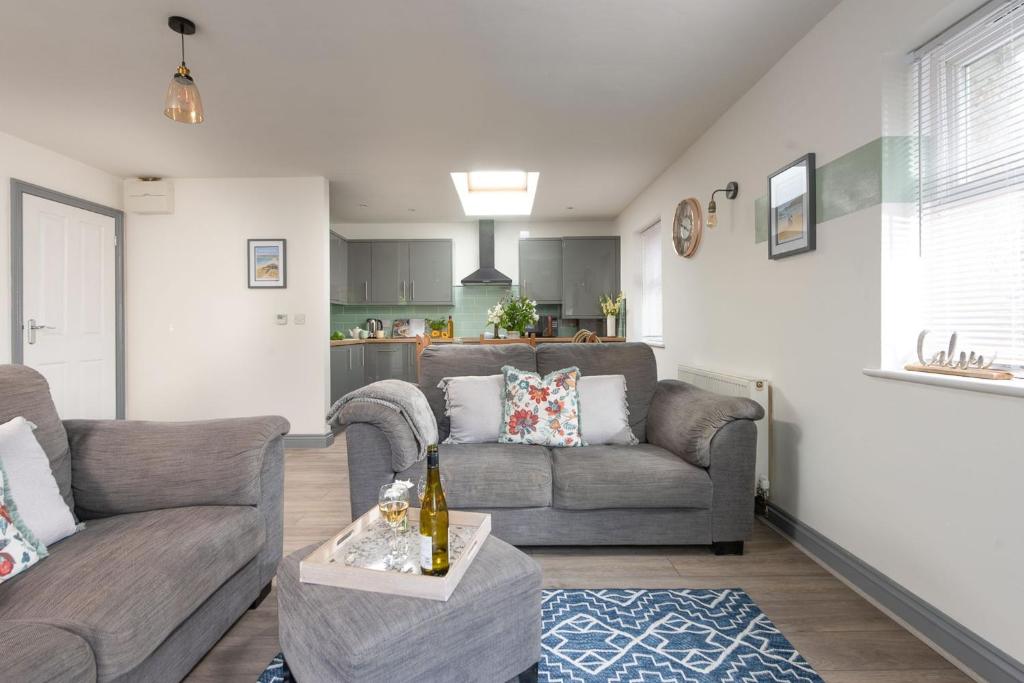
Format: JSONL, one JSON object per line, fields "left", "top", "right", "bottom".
{"left": 164, "top": 65, "right": 204, "bottom": 124}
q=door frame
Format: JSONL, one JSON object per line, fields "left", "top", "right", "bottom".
{"left": 10, "top": 179, "right": 126, "bottom": 418}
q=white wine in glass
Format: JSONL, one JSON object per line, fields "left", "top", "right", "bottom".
{"left": 379, "top": 499, "right": 409, "bottom": 526}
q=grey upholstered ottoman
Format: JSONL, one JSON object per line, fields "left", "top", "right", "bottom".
{"left": 278, "top": 536, "right": 542, "bottom": 682}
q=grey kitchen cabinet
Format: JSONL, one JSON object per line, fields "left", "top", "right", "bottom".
{"left": 348, "top": 239, "right": 452, "bottom": 305}
{"left": 329, "top": 232, "right": 348, "bottom": 304}
{"left": 331, "top": 343, "right": 368, "bottom": 403}
{"left": 561, "top": 237, "right": 620, "bottom": 318}
{"left": 370, "top": 241, "right": 411, "bottom": 304}
{"left": 519, "top": 238, "right": 562, "bottom": 303}
{"left": 347, "top": 242, "right": 372, "bottom": 304}
{"left": 364, "top": 343, "right": 415, "bottom": 384}
{"left": 409, "top": 241, "right": 453, "bottom": 304}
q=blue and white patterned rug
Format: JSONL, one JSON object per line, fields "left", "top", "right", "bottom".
{"left": 258, "top": 588, "right": 822, "bottom": 682}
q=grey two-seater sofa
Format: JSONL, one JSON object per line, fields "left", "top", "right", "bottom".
{"left": 344, "top": 343, "right": 764, "bottom": 553}
{"left": 0, "top": 365, "right": 288, "bottom": 682}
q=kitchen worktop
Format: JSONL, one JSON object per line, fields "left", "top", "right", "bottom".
{"left": 330, "top": 336, "right": 626, "bottom": 347}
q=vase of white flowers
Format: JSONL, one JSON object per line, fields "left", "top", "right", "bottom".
{"left": 600, "top": 292, "right": 624, "bottom": 337}
{"left": 487, "top": 295, "right": 538, "bottom": 338}
{"left": 486, "top": 302, "right": 504, "bottom": 339}
{"left": 500, "top": 295, "right": 539, "bottom": 337}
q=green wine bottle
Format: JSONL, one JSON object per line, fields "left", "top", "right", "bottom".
{"left": 419, "top": 444, "right": 449, "bottom": 576}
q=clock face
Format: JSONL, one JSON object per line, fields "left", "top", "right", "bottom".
{"left": 672, "top": 198, "right": 703, "bottom": 258}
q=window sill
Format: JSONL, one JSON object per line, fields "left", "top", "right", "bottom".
{"left": 639, "top": 338, "right": 665, "bottom": 348}
{"left": 862, "top": 368, "right": 1024, "bottom": 399}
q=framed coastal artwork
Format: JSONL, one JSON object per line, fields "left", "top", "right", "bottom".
{"left": 768, "top": 153, "right": 815, "bottom": 259}
{"left": 248, "top": 239, "right": 287, "bottom": 288}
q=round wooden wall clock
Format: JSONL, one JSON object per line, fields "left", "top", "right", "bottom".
{"left": 672, "top": 197, "right": 703, "bottom": 258}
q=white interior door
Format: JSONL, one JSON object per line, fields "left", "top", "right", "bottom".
{"left": 22, "top": 194, "right": 117, "bottom": 419}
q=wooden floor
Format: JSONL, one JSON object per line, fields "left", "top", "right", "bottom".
{"left": 185, "top": 439, "right": 970, "bottom": 683}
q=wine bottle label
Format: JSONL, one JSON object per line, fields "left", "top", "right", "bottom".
{"left": 419, "top": 534, "right": 433, "bottom": 571}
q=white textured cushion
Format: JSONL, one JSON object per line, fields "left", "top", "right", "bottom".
{"left": 439, "top": 375, "right": 504, "bottom": 444}
{"left": 0, "top": 417, "right": 78, "bottom": 546}
{"left": 578, "top": 375, "right": 639, "bottom": 446}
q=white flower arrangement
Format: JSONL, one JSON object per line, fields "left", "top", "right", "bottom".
{"left": 486, "top": 303, "right": 504, "bottom": 326}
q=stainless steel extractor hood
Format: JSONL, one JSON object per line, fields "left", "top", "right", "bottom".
{"left": 461, "top": 219, "right": 512, "bottom": 286}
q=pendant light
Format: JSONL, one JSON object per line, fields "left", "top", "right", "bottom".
{"left": 164, "top": 16, "right": 204, "bottom": 124}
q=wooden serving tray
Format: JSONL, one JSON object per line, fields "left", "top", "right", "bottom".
{"left": 300, "top": 507, "right": 491, "bottom": 601}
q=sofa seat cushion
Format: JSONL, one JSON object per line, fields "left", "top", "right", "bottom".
{"left": 0, "top": 505, "right": 263, "bottom": 680}
{"left": 551, "top": 444, "right": 712, "bottom": 510}
{"left": 398, "top": 443, "right": 552, "bottom": 508}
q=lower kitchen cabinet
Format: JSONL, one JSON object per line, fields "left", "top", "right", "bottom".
{"left": 331, "top": 343, "right": 415, "bottom": 403}
{"left": 364, "top": 343, "right": 416, "bottom": 384}
{"left": 330, "top": 344, "right": 367, "bottom": 403}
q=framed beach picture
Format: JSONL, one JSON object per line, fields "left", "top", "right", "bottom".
{"left": 768, "top": 153, "right": 815, "bottom": 259}
{"left": 248, "top": 239, "right": 287, "bottom": 288}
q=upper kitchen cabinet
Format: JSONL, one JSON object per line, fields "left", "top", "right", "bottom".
{"left": 345, "top": 239, "right": 453, "bottom": 305}
{"left": 347, "top": 241, "right": 372, "bottom": 304}
{"left": 519, "top": 238, "right": 562, "bottom": 304}
{"left": 409, "top": 241, "right": 453, "bottom": 304}
{"left": 370, "top": 241, "right": 411, "bottom": 304}
{"left": 329, "top": 232, "right": 348, "bottom": 304}
{"left": 561, "top": 237, "right": 620, "bottom": 318}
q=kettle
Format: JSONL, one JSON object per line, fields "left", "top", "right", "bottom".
{"left": 366, "top": 319, "right": 383, "bottom": 335}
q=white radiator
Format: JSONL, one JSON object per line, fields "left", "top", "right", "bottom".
{"left": 677, "top": 364, "right": 771, "bottom": 493}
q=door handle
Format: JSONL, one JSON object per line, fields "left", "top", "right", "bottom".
{"left": 522, "top": 279, "right": 527, "bottom": 296}
{"left": 402, "top": 281, "right": 406, "bottom": 300}
{"left": 411, "top": 281, "right": 415, "bottom": 300}
{"left": 26, "top": 318, "right": 55, "bottom": 345}
{"left": 364, "top": 281, "right": 369, "bottom": 301}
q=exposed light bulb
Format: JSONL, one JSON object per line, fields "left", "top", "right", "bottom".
{"left": 706, "top": 199, "right": 718, "bottom": 228}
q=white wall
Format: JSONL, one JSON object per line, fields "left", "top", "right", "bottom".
{"left": 0, "top": 130, "right": 123, "bottom": 363}
{"left": 333, "top": 219, "right": 617, "bottom": 284}
{"left": 126, "top": 177, "right": 331, "bottom": 435}
{"left": 617, "top": 0, "right": 1022, "bottom": 664}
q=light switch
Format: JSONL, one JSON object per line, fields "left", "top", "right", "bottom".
{"left": 294, "top": 313, "right": 306, "bottom": 325}
{"left": 276, "top": 314, "right": 288, "bottom": 325}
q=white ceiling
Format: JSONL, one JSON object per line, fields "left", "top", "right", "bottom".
{"left": 0, "top": 1, "right": 838, "bottom": 222}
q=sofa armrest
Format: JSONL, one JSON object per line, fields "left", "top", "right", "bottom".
{"left": 65, "top": 416, "right": 289, "bottom": 519}
{"left": 646, "top": 380, "right": 764, "bottom": 468}
{"left": 0, "top": 621, "right": 97, "bottom": 682}
{"left": 337, "top": 401, "right": 422, "bottom": 472}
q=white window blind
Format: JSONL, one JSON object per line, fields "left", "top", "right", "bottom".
{"left": 915, "top": 0, "right": 1024, "bottom": 368}
{"left": 640, "top": 221, "right": 662, "bottom": 343}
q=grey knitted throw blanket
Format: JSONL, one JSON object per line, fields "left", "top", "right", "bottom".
{"left": 327, "top": 379, "right": 439, "bottom": 462}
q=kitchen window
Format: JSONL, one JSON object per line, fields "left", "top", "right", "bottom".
{"left": 911, "top": 0, "right": 1024, "bottom": 371}
{"left": 640, "top": 221, "right": 663, "bottom": 345}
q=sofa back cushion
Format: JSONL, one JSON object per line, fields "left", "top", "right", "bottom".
{"left": 536, "top": 343, "right": 657, "bottom": 442}
{"left": 0, "top": 365, "right": 73, "bottom": 512}
{"left": 419, "top": 344, "right": 537, "bottom": 441}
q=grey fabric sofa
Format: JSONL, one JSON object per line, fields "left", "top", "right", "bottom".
{"left": 0, "top": 365, "right": 288, "bottom": 682}
{"left": 343, "top": 343, "right": 764, "bottom": 553}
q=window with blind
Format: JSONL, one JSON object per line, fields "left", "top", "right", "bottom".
{"left": 914, "top": 0, "right": 1024, "bottom": 369}
{"left": 640, "top": 221, "right": 663, "bottom": 344}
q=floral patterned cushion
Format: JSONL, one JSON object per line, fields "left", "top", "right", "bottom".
{"left": 0, "top": 461, "right": 46, "bottom": 584}
{"left": 499, "top": 365, "right": 582, "bottom": 448}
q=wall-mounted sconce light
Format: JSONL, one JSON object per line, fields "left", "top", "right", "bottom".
{"left": 706, "top": 181, "right": 738, "bottom": 228}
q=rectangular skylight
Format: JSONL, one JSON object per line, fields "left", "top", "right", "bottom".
{"left": 451, "top": 170, "right": 539, "bottom": 216}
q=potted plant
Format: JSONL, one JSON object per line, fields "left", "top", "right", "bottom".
{"left": 600, "top": 292, "right": 624, "bottom": 337}
{"left": 425, "top": 318, "right": 447, "bottom": 338}
{"left": 490, "top": 295, "right": 538, "bottom": 338}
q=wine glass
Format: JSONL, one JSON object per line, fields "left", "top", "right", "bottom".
{"left": 378, "top": 482, "right": 410, "bottom": 568}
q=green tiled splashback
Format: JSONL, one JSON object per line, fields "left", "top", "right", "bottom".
{"left": 330, "top": 285, "right": 576, "bottom": 337}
